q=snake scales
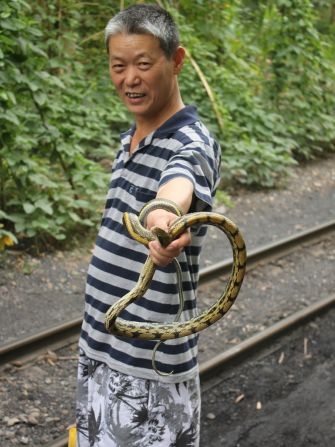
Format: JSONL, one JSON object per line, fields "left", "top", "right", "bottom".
{"left": 104, "top": 199, "right": 247, "bottom": 342}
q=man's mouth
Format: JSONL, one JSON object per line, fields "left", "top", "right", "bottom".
{"left": 126, "top": 92, "right": 145, "bottom": 98}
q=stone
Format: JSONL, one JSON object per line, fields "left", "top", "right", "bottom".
{"left": 206, "top": 412, "right": 216, "bottom": 420}
{"left": 7, "top": 417, "right": 20, "bottom": 427}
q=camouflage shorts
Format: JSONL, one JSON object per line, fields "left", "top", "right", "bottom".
{"left": 76, "top": 350, "right": 201, "bottom": 446}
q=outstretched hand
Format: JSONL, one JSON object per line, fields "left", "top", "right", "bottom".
{"left": 146, "top": 209, "right": 191, "bottom": 267}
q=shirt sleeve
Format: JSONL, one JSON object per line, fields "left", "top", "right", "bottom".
{"left": 158, "top": 140, "right": 221, "bottom": 212}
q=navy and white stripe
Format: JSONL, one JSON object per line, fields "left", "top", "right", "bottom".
{"left": 79, "top": 106, "right": 221, "bottom": 383}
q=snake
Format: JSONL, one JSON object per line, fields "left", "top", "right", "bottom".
{"left": 104, "top": 199, "right": 247, "bottom": 346}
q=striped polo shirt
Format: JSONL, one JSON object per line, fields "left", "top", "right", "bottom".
{"left": 79, "top": 106, "right": 221, "bottom": 383}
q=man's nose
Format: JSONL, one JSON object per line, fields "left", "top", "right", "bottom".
{"left": 125, "top": 67, "right": 140, "bottom": 86}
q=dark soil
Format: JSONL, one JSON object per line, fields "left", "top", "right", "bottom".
{"left": 200, "top": 307, "right": 335, "bottom": 447}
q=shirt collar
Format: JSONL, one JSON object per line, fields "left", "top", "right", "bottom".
{"left": 153, "top": 105, "right": 199, "bottom": 138}
{"left": 120, "top": 105, "right": 199, "bottom": 149}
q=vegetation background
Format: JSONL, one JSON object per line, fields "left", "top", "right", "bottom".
{"left": 1, "top": 0, "right": 334, "bottom": 250}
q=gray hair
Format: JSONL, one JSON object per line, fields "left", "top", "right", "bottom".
{"left": 105, "top": 4, "right": 180, "bottom": 58}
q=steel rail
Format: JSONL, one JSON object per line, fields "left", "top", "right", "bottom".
{"left": 1, "top": 219, "right": 334, "bottom": 367}
{"left": 44, "top": 292, "right": 335, "bottom": 447}
{"left": 0, "top": 318, "right": 82, "bottom": 366}
{"left": 200, "top": 219, "right": 335, "bottom": 281}
{"left": 199, "top": 293, "right": 335, "bottom": 381}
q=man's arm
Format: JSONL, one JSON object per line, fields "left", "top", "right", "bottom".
{"left": 146, "top": 177, "right": 194, "bottom": 266}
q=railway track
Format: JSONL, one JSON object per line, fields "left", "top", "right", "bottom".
{"left": 1, "top": 219, "right": 334, "bottom": 368}
{"left": 0, "top": 220, "right": 334, "bottom": 446}
{"left": 42, "top": 295, "right": 335, "bottom": 447}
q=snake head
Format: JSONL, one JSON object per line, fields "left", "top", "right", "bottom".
{"left": 150, "top": 226, "right": 173, "bottom": 248}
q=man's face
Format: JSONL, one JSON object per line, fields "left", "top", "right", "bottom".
{"left": 108, "top": 33, "right": 183, "bottom": 124}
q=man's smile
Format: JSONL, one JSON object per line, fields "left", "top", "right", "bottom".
{"left": 126, "top": 92, "right": 146, "bottom": 98}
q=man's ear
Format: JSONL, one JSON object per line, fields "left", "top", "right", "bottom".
{"left": 173, "top": 46, "right": 186, "bottom": 74}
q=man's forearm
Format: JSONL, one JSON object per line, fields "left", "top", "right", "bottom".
{"left": 156, "top": 177, "right": 194, "bottom": 214}
{"left": 146, "top": 177, "right": 194, "bottom": 266}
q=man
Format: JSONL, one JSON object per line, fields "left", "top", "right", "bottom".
{"left": 76, "top": 4, "right": 221, "bottom": 446}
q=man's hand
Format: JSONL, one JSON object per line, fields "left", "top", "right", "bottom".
{"left": 147, "top": 177, "right": 194, "bottom": 266}
{"left": 146, "top": 208, "right": 191, "bottom": 267}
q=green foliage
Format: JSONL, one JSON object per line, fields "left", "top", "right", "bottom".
{"left": 1, "top": 0, "right": 334, "bottom": 250}
{"left": 169, "top": 0, "right": 334, "bottom": 185}
{"left": 258, "top": 0, "right": 335, "bottom": 158}
{"left": 0, "top": 0, "right": 119, "bottom": 247}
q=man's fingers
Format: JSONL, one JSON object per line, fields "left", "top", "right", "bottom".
{"left": 148, "top": 240, "right": 174, "bottom": 266}
{"left": 148, "top": 229, "right": 191, "bottom": 267}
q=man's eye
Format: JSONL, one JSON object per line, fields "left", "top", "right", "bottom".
{"left": 112, "top": 64, "right": 124, "bottom": 72}
{"left": 139, "top": 62, "right": 150, "bottom": 69}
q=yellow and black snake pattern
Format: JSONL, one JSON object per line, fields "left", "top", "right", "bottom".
{"left": 104, "top": 199, "right": 247, "bottom": 341}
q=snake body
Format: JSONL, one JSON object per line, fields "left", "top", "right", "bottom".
{"left": 104, "top": 199, "right": 246, "bottom": 341}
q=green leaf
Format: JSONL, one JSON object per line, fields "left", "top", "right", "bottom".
{"left": 3, "top": 110, "right": 20, "bottom": 125}
{"left": 34, "top": 91, "right": 47, "bottom": 106}
{"left": 35, "top": 199, "right": 53, "bottom": 215}
{"left": 23, "top": 203, "right": 35, "bottom": 214}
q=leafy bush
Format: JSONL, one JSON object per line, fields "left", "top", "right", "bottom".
{"left": 258, "top": 0, "right": 335, "bottom": 158}
{"left": 0, "top": 1, "right": 118, "bottom": 248}
{"left": 1, "top": 0, "right": 334, "bottom": 250}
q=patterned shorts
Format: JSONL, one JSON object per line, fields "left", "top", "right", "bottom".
{"left": 76, "top": 350, "right": 201, "bottom": 447}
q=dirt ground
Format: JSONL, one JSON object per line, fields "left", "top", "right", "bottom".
{"left": 1, "top": 154, "right": 334, "bottom": 345}
{"left": 200, "top": 307, "right": 335, "bottom": 447}
{"left": 0, "top": 154, "right": 334, "bottom": 446}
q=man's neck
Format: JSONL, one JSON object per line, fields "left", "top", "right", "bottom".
{"left": 130, "top": 100, "right": 185, "bottom": 154}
